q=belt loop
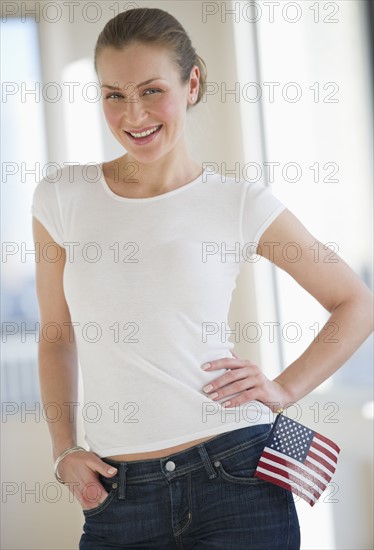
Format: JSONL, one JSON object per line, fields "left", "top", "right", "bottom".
{"left": 197, "top": 443, "right": 218, "bottom": 479}
{"left": 118, "top": 462, "right": 128, "bottom": 500}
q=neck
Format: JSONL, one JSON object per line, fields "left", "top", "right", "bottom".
{"left": 118, "top": 151, "right": 202, "bottom": 194}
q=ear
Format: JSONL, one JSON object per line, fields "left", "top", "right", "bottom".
{"left": 189, "top": 64, "right": 200, "bottom": 99}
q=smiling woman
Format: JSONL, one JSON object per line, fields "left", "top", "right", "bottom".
{"left": 92, "top": 10, "right": 207, "bottom": 196}
{"left": 30, "top": 6, "right": 373, "bottom": 550}
{"left": 95, "top": 39, "right": 204, "bottom": 194}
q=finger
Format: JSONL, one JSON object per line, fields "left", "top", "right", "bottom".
{"left": 202, "top": 366, "right": 260, "bottom": 396}
{"left": 87, "top": 454, "right": 118, "bottom": 477}
{"left": 225, "top": 359, "right": 258, "bottom": 370}
{"left": 86, "top": 458, "right": 118, "bottom": 505}
{"left": 203, "top": 357, "right": 258, "bottom": 371}
{"left": 204, "top": 373, "right": 260, "bottom": 400}
{"left": 202, "top": 357, "right": 241, "bottom": 370}
{"left": 63, "top": 453, "right": 118, "bottom": 508}
{"left": 221, "top": 388, "right": 258, "bottom": 408}
{"left": 203, "top": 366, "right": 249, "bottom": 392}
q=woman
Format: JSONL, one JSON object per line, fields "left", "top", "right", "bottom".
{"left": 31, "top": 7, "right": 373, "bottom": 549}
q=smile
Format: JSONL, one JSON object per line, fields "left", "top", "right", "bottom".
{"left": 126, "top": 125, "right": 162, "bottom": 138}
{"left": 124, "top": 124, "right": 163, "bottom": 145}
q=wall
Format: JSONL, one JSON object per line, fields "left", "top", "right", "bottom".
{"left": 1, "top": 1, "right": 372, "bottom": 548}
{"left": 1, "top": 1, "right": 263, "bottom": 548}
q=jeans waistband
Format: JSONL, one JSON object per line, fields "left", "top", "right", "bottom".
{"left": 101, "top": 423, "right": 272, "bottom": 494}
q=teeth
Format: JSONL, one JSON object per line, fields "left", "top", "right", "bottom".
{"left": 129, "top": 125, "right": 161, "bottom": 138}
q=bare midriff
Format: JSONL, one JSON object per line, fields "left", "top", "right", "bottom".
{"left": 104, "top": 432, "right": 228, "bottom": 462}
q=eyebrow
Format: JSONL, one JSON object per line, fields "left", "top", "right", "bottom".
{"left": 100, "top": 78, "right": 165, "bottom": 89}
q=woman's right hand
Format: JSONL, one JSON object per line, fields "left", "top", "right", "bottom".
{"left": 56, "top": 450, "right": 118, "bottom": 510}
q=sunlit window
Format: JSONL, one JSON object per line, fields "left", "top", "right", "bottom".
{"left": 62, "top": 58, "right": 104, "bottom": 164}
{"left": 1, "top": 17, "right": 47, "bottom": 404}
{"left": 233, "top": 2, "right": 373, "bottom": 549}
{"left": 256, "top": 2, "right": 373, "bottom": 389}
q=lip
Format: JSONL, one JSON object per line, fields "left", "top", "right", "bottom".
{"left": 125, "top": 124, "right": 162, "bottom": 133}
{"left": 124, "top": 124, "right": 163, "bottom": 145}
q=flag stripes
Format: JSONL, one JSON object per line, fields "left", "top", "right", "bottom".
{"left": 254, "top": 413, "right": 340, "bottom": 506}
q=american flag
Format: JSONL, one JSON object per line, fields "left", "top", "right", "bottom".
{"left": 254, "top": 413, "right": 340, "bottom": 506}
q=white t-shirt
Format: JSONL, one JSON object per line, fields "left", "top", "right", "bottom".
{"left": 31, "top": 163, "right": 287, "bottom": 457}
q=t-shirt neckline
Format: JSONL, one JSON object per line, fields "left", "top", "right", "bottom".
{"left": 99, "top": 162, "right": 206, "bottom": 203}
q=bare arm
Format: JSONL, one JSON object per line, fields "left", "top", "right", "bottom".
{"left": 32, "top": 216, "right": 79, "bottom": 461}
{"left": 258, "top": 208, "right": 374, "bottom": 406}
{"left": 32, "top": 216, "right": 117, "bottom": 509}
{"left": 201, "top": 209, "right": 374, "bottom": 411}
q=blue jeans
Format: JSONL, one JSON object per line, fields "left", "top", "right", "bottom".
{"left": 79, "top": 423, "right": 300, "bottom": 549}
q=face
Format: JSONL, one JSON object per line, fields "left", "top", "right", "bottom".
{"left": 96, "top": 42, "right": 199, "bottom": 166}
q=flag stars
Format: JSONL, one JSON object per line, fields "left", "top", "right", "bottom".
{"left": 256, "top": 416, "right": 338, "bottom": 507}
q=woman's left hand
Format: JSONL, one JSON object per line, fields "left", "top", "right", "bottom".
{"left": 201, "top": 352, "right": 289, "bottom": 412}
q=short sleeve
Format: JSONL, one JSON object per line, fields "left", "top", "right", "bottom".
{"left": 31, "top": 176, "right": 65, "bottom": 247}
{"left": 240, "top": 181, "right": 287, "bottom": 249}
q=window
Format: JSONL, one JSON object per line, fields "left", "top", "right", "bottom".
{"left": 1, "top": 17, "right": 47, "bottom": 405}
{"left": 233, "top": 2, "right": 373, "bottom": 548}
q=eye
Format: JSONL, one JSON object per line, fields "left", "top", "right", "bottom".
{"left": 105, "top": 88, "right": 162, "bottom": 100}
{"left": 105, "top": 92, "right": 123, "bottom": 100}
{"left": 144, "top": 88, "right": 161, "bottom": 95}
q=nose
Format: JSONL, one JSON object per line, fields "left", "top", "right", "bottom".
{"left": 121, "top": 94, "right": 148, "bottom": 128}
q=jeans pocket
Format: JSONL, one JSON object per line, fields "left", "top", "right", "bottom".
{"left": 82, "top": 474, "right": 119, "bottom": 518}
{"left": 214, "top": 425, "right": 272, "bottom": 485}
